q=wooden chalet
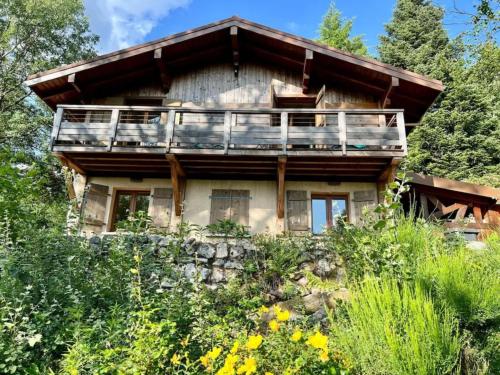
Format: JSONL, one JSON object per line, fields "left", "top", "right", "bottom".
{"left": 25, "top": 16, "right": 445, "bottom": 235}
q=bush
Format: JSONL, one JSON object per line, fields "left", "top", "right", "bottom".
{"left": 332, "top": 277, "right": 461, "bottom": 375}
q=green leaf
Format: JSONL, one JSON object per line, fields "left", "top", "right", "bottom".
{"left": 27, "top": 334, "right": 42, "bottom": 347}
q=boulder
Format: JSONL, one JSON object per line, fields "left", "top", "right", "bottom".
{"left": 315, "top": 259, "right": 335, "bottom": 277}
{"left": 302, "top": 291, "right": 324, "bottom": 313}
{"left": 224, "top": 261, "right": 244, "bottom": 270}
{"left": 184, "top": 263, "right": 197, "bottom": 281}
{"left": 215, "top": 242, "right": 229, "bottom": 258}
{"left": 230, "top": 245, "right": 245, "bottom": 258}
{"left": 211, "top": 267, "right": 225, "bottom": 283}
{"left": 197, "top": 243, "right": 216, "bottom": 259}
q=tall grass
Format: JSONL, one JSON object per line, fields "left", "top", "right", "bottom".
{"left": 332, "top": 277, "right": 461, "bottom": 375}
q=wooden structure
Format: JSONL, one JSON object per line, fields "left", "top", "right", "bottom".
{"left": 407, "top": 173, "right": 500, "bottom": 239}
{"left": 25, "top": 17, "right": 444, "bottom": 234}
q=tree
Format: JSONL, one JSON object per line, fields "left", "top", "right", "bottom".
{"left": 318, "top": 2, "right": 369, "bottom": 56}
{"left": 0, "top": 0, "right": 98, "bottom": 151}
{"left": 378, "top": 0, "right": 455, "bottom": 79}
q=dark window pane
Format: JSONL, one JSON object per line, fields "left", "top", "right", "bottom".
{"left": 312, "top": 198, "right": 327, "bottom": 234}
{"left": 135, "top": 194, "right": 150, "bottom": 214}
{"left": 115, "top": 194, "right": 132, "bottom": 223}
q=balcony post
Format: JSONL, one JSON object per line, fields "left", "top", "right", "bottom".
{"left": 50, "top": 107, "right": 64, "bottom": 151}
{"left": 338, "top": 111, "right": 347, "bottom": 155}
{"left": 280, "top": 112, "right": 288, "bottom": 154}
{"left": 165, "top": 109, "right": 175, "bottom": 153}
{"left": 107, "top": 108, "right": 120, "bottom": 152}
{"left": 396, "top": 111, "right": 407, "bottom": 155}
{"left": 223, "top": 111, "right": 231, "bottom": 154}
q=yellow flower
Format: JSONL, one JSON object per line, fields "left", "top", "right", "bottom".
{"left": 273, "top": 305, "right": 290, "bottom": 321}
{"left": 200, "top": 354, "right": 210, "bottom": 368}
{"left": 230, "top": 341, "right": 239, "bottom": 354}
{"left": 236, "top": 357, "right": 257, "bottom": 375}
{"left": 265, "top": 372, "right": 274, "bottom": 375}
{"left": 319, "top": 350, "right": 329, "bottom": 362}
{"left": 291, "top": 330, "right": 302, "bottom": 342}
{"left": 216, "top": 354, "right": 239, "bottom": 375}
{"left": 258, "top": 305, "right": 269, "bottom": 315}
{"left": 170, "top": 353, "right": 181, "bottom": 365}
{"left": 307, "top": 331, "right": 328, "bottom": 350}
{"left": 208, "top": 346, "right": 222, "bottom": 360}
{"left": 268, "top": 319, "right": 280, "bottom": 332}
{"left": 246, "top": 335, "right": 263, "bottom": 350}
{"left": 180, "top": 337, "right": 189, "bottom": 347}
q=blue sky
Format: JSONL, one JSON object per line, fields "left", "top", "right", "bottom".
{"left": 84, "top": 0, "right": 479, "bottom": 55}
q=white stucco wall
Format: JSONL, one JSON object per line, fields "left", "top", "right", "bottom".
{"left": 77, "top": 177, "right": 378, "bottom": 235}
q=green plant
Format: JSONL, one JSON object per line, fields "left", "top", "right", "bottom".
{"left": 206, "top": 219, "right": 250, "bottom": 239}
{"left": 332, "top": 277, "right": 461, "bottom": 375}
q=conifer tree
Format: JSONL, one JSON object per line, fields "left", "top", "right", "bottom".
{"left": 318, "top": 2, "right": 369, "bottom": 56}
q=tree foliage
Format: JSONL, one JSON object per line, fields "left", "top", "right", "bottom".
{"left": 318, "top": 2, "right": 369, "bottom": 56}
{"left": 379, "top": 0, "right": 500, "bottom": 186}
{"left": 0, "top": 0, "right": 97, "bottom": 151}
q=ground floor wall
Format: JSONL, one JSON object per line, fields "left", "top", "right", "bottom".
{"left": 74, "top": 176, "right": 378, "bottom": 236}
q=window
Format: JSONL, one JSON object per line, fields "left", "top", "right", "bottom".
{"left": 111, "top": 190, "right": 150, "bottom": 230}
{"left": 209, "top": 189, "right": 250, "bottom": 226}
{"left": 311, "top": 194, "right": 348, "bottom": 234}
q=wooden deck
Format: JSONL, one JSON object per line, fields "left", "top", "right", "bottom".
{"left": 52, "top": 104, "right": 407, "bottom": 179}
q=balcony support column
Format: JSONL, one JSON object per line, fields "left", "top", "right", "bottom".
{"left": 277, "top": 156, "right": 287, "bottom": 219}
{"left": 377, "top": 158, "right": 400, "bottom": 203}
{"left": 167, "top": 154, "right": 186, "bottom": 216}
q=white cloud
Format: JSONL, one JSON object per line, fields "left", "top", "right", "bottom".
{"left": 84, "top": 0, "right": 191, "bottom": 53}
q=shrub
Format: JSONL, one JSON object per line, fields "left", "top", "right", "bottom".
{"left": 332, "top": 277, "right": 461, "bottom": 375}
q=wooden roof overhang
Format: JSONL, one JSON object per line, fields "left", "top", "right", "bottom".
{"left": 407, "top": 172, "right": 500, "bottom": 209}
{"left": 25, "top": 16, "right": 444, "bottom": 123}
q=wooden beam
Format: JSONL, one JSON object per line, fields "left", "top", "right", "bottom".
{"left": 473, "top": 206, "right": 483, "bottom": 224}
{"left": 277, "top": 156, "right": 287, "bottom": 218}
{"left": 230, "top": 26, "right": 239, "bottom": 77}
{"left": 382, "top": 77, "right": 399, "bottom": 108}
{"left": 154, "top": 48, "right": 172, "bottom": 92}
{"left": 166, "top": 154, "right": 186, "bottom": 216}
{"left": 377, "top": 158, "right": 400, "bottom": 202}
{"left": 68, "top": 73, "right": 81, "bottom": 93}
{"left": 54, "top": 152, "right": 86, "bottom": 175}
{"left": 302, "top": 49, "right": 313, "bottom": 94}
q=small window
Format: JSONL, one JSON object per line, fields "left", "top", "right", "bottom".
{"left": 311, "top": 194, "right": 348, "bottom": 234}
{"left": 209, "top": 189, "right": 250, "bottom": 226}
{"left": 111, "top": 190, "right": 150, "bottom": 230}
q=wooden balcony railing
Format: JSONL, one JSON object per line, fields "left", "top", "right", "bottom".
{"left": 50, "top": 105, "right": 407, "bottom": 157}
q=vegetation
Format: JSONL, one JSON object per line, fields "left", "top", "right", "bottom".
{"left": 317, "top": 2, "right": 369, "bottom": 56}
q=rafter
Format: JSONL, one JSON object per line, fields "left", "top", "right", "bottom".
{"left": 381, "top": 77, "right": 399, "bottom": 108}
{"left": 277, "top": 156, "right": 287, "bottom": 218}
{"left": 302, "top": 49, "right": 313, "bottom": 94}
{"left": 230, "top": 26, "right": 239, "bottom": 77}
{"left": 154, "top": 48, "right": 172, "bottom": 93}
{"left": 54, "top": 152, "right": 86, "bottom": 175}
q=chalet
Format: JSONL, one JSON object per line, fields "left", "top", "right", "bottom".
{"left": 25, "top": 16, "right": 446, "bottom": 236}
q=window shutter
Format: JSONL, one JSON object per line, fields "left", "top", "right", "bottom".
{"left": 210, "top": 189, "right": 231, "bottom": 224}
{"left": 287, "top": 190, "right": 308, "bottom": 231}
{"left": 230, "top": 190, "right": 250, "bottom": 226}
{"left": 82, "top": 183, "right": 109, "bottom": 231}
{"left": 150, "top": 188, "right": 172, "bottom": 228}
{"left": 352, "top": 190, "right": 377, "bottom": 221}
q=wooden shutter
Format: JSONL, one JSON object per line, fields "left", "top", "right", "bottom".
{"left": 210, "top": 189, "right": 231, "bottom": 224}
{"left": 287, "top": 190, "right": 308, "bottom": 231}
{"left": 231, "top": 190, "right": 250, "bottom": 226}
{"left": 150, "top": 188, "right": 172, "bottom": 228}
{"left": 352, "top": 190, "right": 377, "bottom": 222}
{"left": 210, "top": 189, "right": 250, "bottom": 226}
{"left": 82, "top": 183, "right": 109, "bottom": 231}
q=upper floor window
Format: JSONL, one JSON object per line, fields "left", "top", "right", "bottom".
{"left": 311, "top": 194, "right": 348, "bottom": 234}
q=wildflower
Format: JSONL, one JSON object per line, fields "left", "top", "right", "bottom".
{"left": 269, "top": 319, "right": 280, "bottom": 332}
{"left": 246, "top": 335, "right": 263, "bottom": 350}
{"left": 306, "top": 331, "right": 328, "bottom": 350}
{"left": 265, "top": 372, "right": 274, "bottom": 375}
{"left": 291, "top": 330, "right": 302, "bottom": 342}
{"left": 258, "top": 305, "right": 269, "bottom": 315}
{"left": 236, "top": 357, "right": 257, "bottom": 375}
{"left": 274, "top": 306, "right": 290, "bottom": 321}
{"left": 208, "top": 346, "right": 222, "bottom": 360}
{"left": 170, "top": 353, "right": 181, "bottom": 365}
{"left": 216, "top": 354, "right": 239, "bottom": 375}
{"left": 199, "top": 354, "right": 210, "bottom": 368}
{"left": 230, "top": 341, "right": 240, "bottom": 354}
{"left": 180, "top": 337, "right": 189, "bottom": 347}
{"left": 319, "top": 350, "right": 329, "bottom": 362}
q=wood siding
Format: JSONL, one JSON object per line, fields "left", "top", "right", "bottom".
{"left": 92, "top": 62, "right": 378, "bottom": 107}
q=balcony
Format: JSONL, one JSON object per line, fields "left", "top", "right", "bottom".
{"left": 51, "top": 105, "right": 407, "bottom": 180}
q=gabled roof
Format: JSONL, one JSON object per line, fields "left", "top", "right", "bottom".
{"left": 25, "top": 16, "right": 444, "bottom": 122}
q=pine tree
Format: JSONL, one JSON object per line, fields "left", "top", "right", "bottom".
{"left": 318, "top": 2, "right": 369, "bottom": 56}
{"left": 378, "top": 0, "right": 452, "bottom": 78}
